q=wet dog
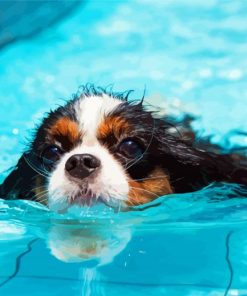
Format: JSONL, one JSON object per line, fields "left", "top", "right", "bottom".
{"left": 0, "top": 85, "right": 246, "bottom": 212}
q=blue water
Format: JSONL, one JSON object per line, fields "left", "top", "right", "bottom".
{"left": 0, "top": 1, "right": 247, "bottom": 295}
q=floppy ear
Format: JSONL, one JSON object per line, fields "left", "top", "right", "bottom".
{"left": 155, "top": 121, "right": 247, "bottom": 192}
{"left": 227, "top": 158, "right": 247, "bottom": 186}
{"left": 0, "top": 153, "right": 39, "bottom": 200}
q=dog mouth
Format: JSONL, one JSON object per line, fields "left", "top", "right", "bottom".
{"left": 69, "top": 188, "right": 104, "bottom": 207}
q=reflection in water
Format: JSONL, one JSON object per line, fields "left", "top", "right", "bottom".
{"left": 47, "top": 222, "right": 131, "bottom": 265}
{"left": 44, "top": 218, "right": 131, "bottom": 296}
{"left": 47, "top": 221, "right": 130, "bottom": 296}
{"left": 0, "top": 209, "right": 132, "bottom": 295}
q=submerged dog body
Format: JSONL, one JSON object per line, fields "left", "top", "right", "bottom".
{"left": 0, "top": 86, "right": 246, "bottom": 211}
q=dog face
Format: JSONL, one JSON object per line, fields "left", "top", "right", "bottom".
{"left": 2, "top": 86, "right": 246, "bottom": 212}
{"left": 28, "top": 90, "right": 174, "bottom": 212}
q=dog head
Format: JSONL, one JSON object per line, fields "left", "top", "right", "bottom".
{"left": 30, "top": 87, "right": 174, "bottom": 211}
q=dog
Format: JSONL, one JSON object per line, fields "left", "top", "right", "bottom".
{"left": 0, "top": 85, "right": 246, "bottom": 212}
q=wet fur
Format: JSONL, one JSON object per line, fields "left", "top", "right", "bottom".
{"left": 0, "top": 85, "right": 246, "bottom": 204}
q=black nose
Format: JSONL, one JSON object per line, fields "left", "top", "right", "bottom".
{"left": 65, "top": 154, "right": 101, "bottom": 179}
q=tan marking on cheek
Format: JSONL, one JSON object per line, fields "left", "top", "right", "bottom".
{"left": 127, "top": 167, "right": 173, "bottom": 206}
{"left": 97, "top": 116, "right": 130, "bottom": 140}
{"left": 48, "top": 117, "right": 81, "bottom": 150}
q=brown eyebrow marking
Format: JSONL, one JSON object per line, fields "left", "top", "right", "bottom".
{"left": 97, "top": 116, "right": 130, "bottom": 142}
{"left": 127, "top": 167, "right": 173, "bottom": 206}
{"left": 48, "top": 117, "right": 81, "bottom": 150}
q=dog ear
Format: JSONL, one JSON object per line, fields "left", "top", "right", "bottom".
{"left": 228, "top": 163, "right": 247, "bottom": 186}
{"left": 156, "top": 125, "right": 247, "bottom": 192}
{"left": 0, "top": 153, "right": 38, "bottom": 200}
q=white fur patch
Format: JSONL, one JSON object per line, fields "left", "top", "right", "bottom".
{"left": 76, "top": 94, "right": 122, "bottom": 144}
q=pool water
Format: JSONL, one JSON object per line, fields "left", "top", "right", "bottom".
{"left": 1, "top": 184, "right": 247, "bottom": 295}
{"left": 0, "top": 1, "right": 247, "bottom": 295}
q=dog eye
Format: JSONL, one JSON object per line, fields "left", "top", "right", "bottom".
{"left": 42, "top": 145, "right": 63, "bottom": 165}
{"left": 118, "top": 139, "right": 143, "bottom": 158}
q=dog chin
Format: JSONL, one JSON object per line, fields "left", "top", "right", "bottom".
{"left": 48, "top": 191, "right": 125, "bottom": 214}
{"left": 69, "top": 189, "right": 99, "bottom": 206}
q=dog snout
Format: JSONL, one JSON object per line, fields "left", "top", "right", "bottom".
{"left": 65, "top": 154, "right": 101, "bottom": 179}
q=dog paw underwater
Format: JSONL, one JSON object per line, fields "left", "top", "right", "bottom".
{"left": 0, "top": 85, "right": 247, "bottom": 213}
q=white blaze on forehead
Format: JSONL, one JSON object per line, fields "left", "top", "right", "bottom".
{"left": 76, "top": 95, "right": 123, "bottom": 142}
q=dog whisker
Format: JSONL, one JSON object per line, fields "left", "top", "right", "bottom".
{"left": 131, "top": 176, "right": 167, "bottom": 182}
{"left": 29, "top": 185, "right": 47, "bottom": 192}
{"left": 31, "top": 190, "right": 48, "bottom": 203}
{"left": 129, "top": 186, "right": 160, "bottom": 199}
{"left": 129, "top": 186, "right": 171, "bottom": 209}
{"left": 23, "top": 154, "right": 50, "bottom": 178}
